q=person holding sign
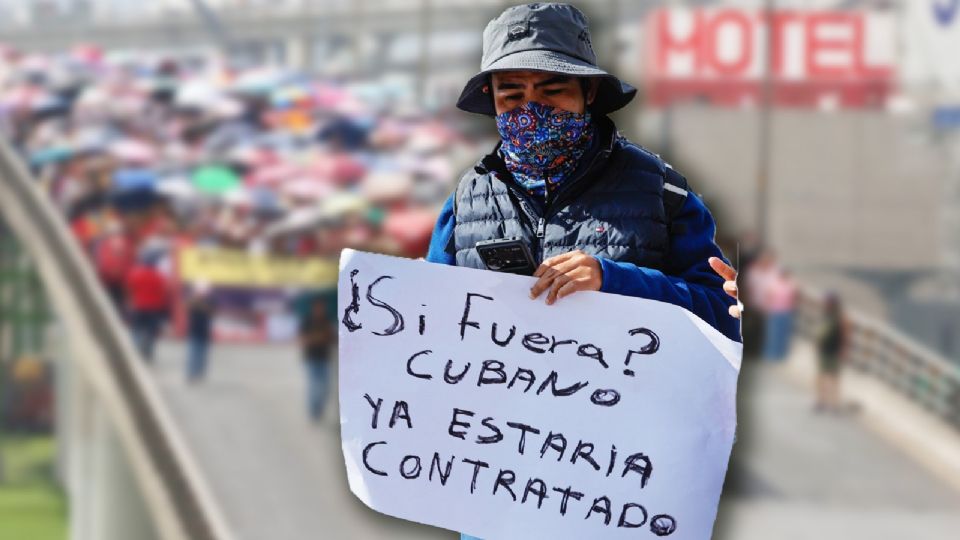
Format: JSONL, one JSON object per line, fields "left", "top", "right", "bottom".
{"left": 427, "top": 2, "right": 739, "bottom": 342}
{"left": 421, "top": 4, "right": 740, "bottom": 538}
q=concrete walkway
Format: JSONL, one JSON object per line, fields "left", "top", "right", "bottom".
{"left": 717, "top": 345, "right": 960, "bottom": 540}
{"left": 149, "top": 340, "right": 960, "bottom": 540}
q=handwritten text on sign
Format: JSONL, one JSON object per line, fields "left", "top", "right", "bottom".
{"left": 338, "top": 250, "right": 741, "bottom": 540}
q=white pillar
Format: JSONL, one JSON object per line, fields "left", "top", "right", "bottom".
{"left": 88, "top": 401, "right": 160, "bottom": 540}
{"left": 65, "top": 374, "right": 158, "bottom": 540}
{"left": 66, "top": 357, "right": 94, "bottom": 540}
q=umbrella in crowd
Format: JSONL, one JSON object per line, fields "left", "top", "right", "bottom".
{"left": 109, "top": 139, "right": 158, "bottom": 165}
{"left": 192, "top": 165, "right": 241, "bottom": 195}
{"left": 321, "top": 192, "right": 369, "bottom": 220}
{"left": 155, "top": 175, "right": 196, "bottom": 200}
{"left": 281, "top": 177, "right": 335, "bottom": 202}
{"left": 111, "top": 168, "right": 160, "bottom": 210}
{"left": 113, "top": 168, "right": 158, "bottom": 191}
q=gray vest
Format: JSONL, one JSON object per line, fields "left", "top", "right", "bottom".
{"left": 452, "top": 119, "right": 688, "bottom": 271}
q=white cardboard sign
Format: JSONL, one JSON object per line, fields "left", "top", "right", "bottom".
{"left": 338, "top": 250, "right": 741, "bottom": 540}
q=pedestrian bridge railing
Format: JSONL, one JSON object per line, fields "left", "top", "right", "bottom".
{"left": 794, "top": 289, "right": 960, "bottom": 430}
{"left": 0, "top": 142, "right": 232, "bottom": 540}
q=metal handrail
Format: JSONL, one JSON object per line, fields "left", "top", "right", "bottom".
{"left": 0, "top": 141, "right": 233, "bottom": 540}
{"left": 794, "top": 289, "right": 960, "bottom": 429}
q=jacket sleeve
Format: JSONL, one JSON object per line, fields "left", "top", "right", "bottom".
{"left": 425, "top": 194, "right": 456, "bottom": 265}
{"left": 594, "top": 191, "right": 741, "bottom": 343}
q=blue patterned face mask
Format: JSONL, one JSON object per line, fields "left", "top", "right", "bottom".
{"left": 495, "top": 101, "right": 595, "bottom": 199}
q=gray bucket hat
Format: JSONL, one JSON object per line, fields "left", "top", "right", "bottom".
{"left": 456, "top": 2, "right": 637, "bottom": 116}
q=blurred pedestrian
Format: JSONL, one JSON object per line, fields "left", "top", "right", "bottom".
{"left": 126, "top": 246, "right": 170, "bottom": 362}
{"left": 762, "top": 266, "right": 797, "bottom": 362}
{"left": 741, "top": 249, "right": 777, "bottom": 352}
{"left": 815, "top": 293, "right": 848, "bottom": 413}
{"left": 186, "top": 281, "right": 215, "bottom": 383}
{"left": 299, "top": 297, "right": 335, "bottom": 423}
{"left": 93, "top": 220, "right": 135, "bottom": 318}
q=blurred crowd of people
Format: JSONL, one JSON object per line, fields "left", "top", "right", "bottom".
{"left": 0, "top": 44, "right": 486, "bottom": 416}
{"left": 1, "top": 45, "right": 482, "bottom": 271}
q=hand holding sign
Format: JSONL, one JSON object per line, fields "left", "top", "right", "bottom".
{"left": 338, "top": 250, "right": 741, "bottom": 540}
{"left": 529, "top": 250, "right": 603, "bottom": 305}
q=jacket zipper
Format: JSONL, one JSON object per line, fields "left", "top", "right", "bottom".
{"left": 529, "top": 144, "right": 614, "bottom": 261}
{"left": 508, "top": 190, "right": 546, "bottom": 263}
{"left": 488, "top": 125, "right": 617, "bottom": 263}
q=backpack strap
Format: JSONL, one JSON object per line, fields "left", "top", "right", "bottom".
{"left": 663, "top": 163, "right": 689, "bottom": 235}
{"left": 611, "top": 138, "right": 690, "bottom": 235}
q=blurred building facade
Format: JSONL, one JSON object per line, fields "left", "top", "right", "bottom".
{"left": 626, "top": 0, "right": 960, "bottom": 362}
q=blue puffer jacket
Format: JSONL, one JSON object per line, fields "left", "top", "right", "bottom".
{"left": 427, "top": 117, "right": 740, "bottom": 343}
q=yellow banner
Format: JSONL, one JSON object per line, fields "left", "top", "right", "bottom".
{"left": 178, "top": 247, "right": 338, "bottom": 288}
